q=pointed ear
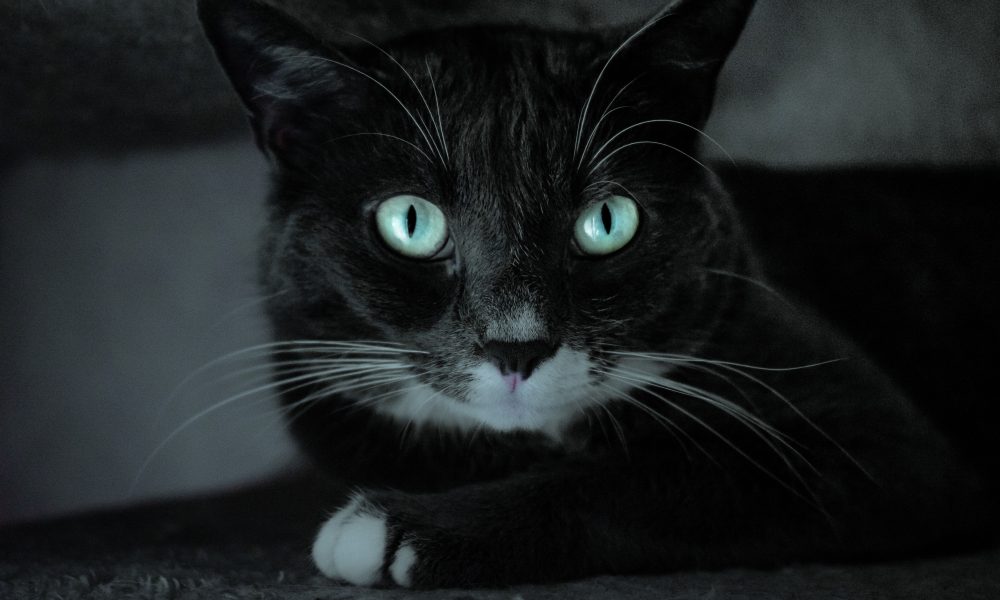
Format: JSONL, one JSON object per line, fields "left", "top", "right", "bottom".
{"left": 607, "top": 0, "right": 755, "bottom": 125}
{"left": 197, "top": 0, "right": 367, "bottom": 165}
{"left": 636, "top": 0, "right": 755, "bottom": 75}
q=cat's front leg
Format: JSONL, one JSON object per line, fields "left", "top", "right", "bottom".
{"left": 311, "top": 453, "right": 782, "bottom": 588}
{"left": 311, "top": 488, "right": 561, "bottom": 588}
{"left": 310, "top": 428, "right": 986, "bottom": 589}
{"left": 311, "top": 460, "right": 620, "bottom": 588}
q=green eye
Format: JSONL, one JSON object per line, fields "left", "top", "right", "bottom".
{"left": 375, "top": 195, "right": 449, "bottom": 259}
{"left": 574, "top": 195, "right": 640, "bottom": 255}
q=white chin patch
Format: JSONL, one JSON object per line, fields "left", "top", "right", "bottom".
{"left": 460, "top": 345, "right": 599, "bottom": 435}
{"left": 374, "top": 345, "right": 594, "bottom": 437}
{"left": 372, "top": 347, "right": 664, "bottom": 438}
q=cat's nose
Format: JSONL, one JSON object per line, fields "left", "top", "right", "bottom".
{"left": 480, "top": 339, "right": 559, "bottom": 380}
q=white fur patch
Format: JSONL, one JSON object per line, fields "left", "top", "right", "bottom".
{"left": 459, "top": 345, "right": 594, "bottom": 435}
{"left": 372, "top": 347, "right": 668, "bottom": 439}
{"left": 312, "top": 494, "right": 409, "bottom": 587}
{"left": 375, "top": 380, "right": 485, "bottom": 432}
{"left": 376, "top": 345, "right": 599, "bottom": 438}
{"left": 602, "top": 355, "right": 667, "bottom": 396}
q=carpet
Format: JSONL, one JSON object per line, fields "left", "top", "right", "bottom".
{"left": 2, "top": 476, "right": 999, "bottom": 599}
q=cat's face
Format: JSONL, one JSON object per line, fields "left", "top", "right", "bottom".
{"left": 201, "top": 0, "right": 753, "bottom": 436}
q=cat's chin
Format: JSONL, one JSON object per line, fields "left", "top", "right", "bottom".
{"left": 458, "top": 388, "right": 584, "bottom": 437}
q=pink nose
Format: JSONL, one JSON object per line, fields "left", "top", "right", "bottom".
{"left": 503, "top": 373, "right": 523, "bottom": 393}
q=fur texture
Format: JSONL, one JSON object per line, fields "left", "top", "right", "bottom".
{"left": 198, "top": 0, "right": 995, "bottom": 588}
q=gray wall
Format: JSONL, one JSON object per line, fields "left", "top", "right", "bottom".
{"left": 1, "top": 0, "right": 998, "bottom": 525}
{"left": 0, "top": 143, "right": 299, "bottom": 524}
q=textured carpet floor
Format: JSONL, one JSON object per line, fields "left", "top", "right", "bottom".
{"left": 2, "top": 477, "right": 999, "bottom": 599}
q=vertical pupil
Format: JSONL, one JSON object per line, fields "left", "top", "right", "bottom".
{"left": 406, "top": 204, "right": 417, "bottom": 237}
{"left": 600, "top": 203, "right": 613, "bottom": 234}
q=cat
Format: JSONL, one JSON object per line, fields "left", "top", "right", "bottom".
{"left": 197, "top": 0, "right": 995, "bottom": 588}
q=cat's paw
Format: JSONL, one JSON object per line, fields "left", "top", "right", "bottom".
{"left": 311, "top": 493, "right": 417, "bottom": 587}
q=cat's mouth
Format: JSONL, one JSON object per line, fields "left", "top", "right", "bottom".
{"left": 371, "top": 345, "right": 598, "bottom": 436}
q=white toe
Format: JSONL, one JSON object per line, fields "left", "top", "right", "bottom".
{"left": 311, "top": 495, "right": 364, "bottom": 580}
{"left": 389, "top": 542, "right": 417, "bottom": 587}
{"left": 332, "top": 512, "right": 388, "bottom": 586}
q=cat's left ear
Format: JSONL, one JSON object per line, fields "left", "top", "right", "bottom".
{"left": 610, "top": 0, "right": 756, "bottom": 124}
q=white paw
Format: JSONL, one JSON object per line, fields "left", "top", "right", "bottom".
{"left": 311, "top": 493, "right": 418, "bottom": 587}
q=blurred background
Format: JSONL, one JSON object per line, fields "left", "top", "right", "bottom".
{"left": 1, "top": 0, "right": 998, "bottom": 526}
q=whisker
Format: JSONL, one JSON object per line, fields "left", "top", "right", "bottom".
{"left": 701, "top": 268, "right": 792, "bottom": 306}
{"left": 337, "top": 31, "right": 449, "bottom": 166}
{"left": 607, "top": 350, "right": 844, "bottom": 373}
{"left": 288, "top": 54, "right": 444, "bottom": 167}
{"left": 226, "top": 358, "right": 405, "bottom": 381}
{"left": 594, "top": 377, "right": 703, "bottom": 462}
{"left": 574, "top": 7, "right": 675, "bottom": 158}
{"left": 607, "top": 349, "right": 869, "bottom": 480}
{"left": 135, "top": 363, "right": 411, "bottom": 494}
{"left": 595, "top": 380, "right": 664, "bottom": 456}
{"left": 588, "top": 140, "right": 713, "bottom": 177}
{"left": 163, "top": 357, "right": 380, "bottom": 411}
{"left": 268, "top": 375, "right": 423, "bottom": 447}
{"left": 707, "top": 362, "right": 874, "bottom": 482}
{"left": 279, "top": 372, "right": 421, "bottom": 422}
{"left": 425, "top": 58, "right": 449, "bottom": 161}
{"left": 587, "top": 118, "right": 737, "bottom": 170}
{"left": 612, "top": 366, "right": 803, "bottom": 453}
{"left": 583, "top": 179, "right": 642, "bottom": 203}
{"left": 611, "top": 374, "right": 827, "bottom": 520}
{"left": 176, "top": 340, "right": 419, "bottom": 374}
{"left": 577, "top": 77, "right": 640, "bottom": 170}
{"left": 191, "top": 366, "right": 422, "bottom": 470}
{"left": 597, "top": 401, "right": 630, "bottom": 457}
{"left": 397, "top": 381, "right": 460, "bottom": 448}
{"left": 680, "top": 362, "right": 757, "bottom": 410}
{"left": 602, "top": 368, "right": 822, "bottom": 510}
{"left": 260, "top": 339, "right": 416, "bottom": 350}
{"left": 267, "top": 367, "right": 420, "bottom": 421}
{"left": 328, "top": 132, "right": 433, "bottom": 164}
{"left": 210, "top": 289, "right": 289, "bottom": 330}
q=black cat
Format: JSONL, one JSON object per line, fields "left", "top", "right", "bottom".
{"left": 198, "top": 0, "right": 994, "bottom": 588}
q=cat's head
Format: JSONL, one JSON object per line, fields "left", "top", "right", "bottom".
{"left": 199, "top": 0, "right": 755, "bottom": 437}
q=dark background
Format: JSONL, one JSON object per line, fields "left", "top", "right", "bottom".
{"left": 1, "top": 0, "right": 998, "bottom": 526}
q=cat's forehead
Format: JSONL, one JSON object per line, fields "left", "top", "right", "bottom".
{"left": 385, "top": 26, "right": 601, "bottom": 136}
{"left": 381, "top": 28, "right": 598, "bottom": 212}
{"left": 446, "top": 97, "right": 574, "bottom": 208}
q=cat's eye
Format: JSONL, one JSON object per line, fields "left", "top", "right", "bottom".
{"left": 375, "top": 195, "right": 449, "bottom": 259}
{"left": 573, "top": 195, "right": 640, "bottom": 256}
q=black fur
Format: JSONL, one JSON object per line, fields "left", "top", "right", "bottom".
{"left": 198, "top": 0, "right": 996, "bottom": 588}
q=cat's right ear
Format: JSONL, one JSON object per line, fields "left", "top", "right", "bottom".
{"left": 198, "top": 0, "right": 365, "bottom": 166}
